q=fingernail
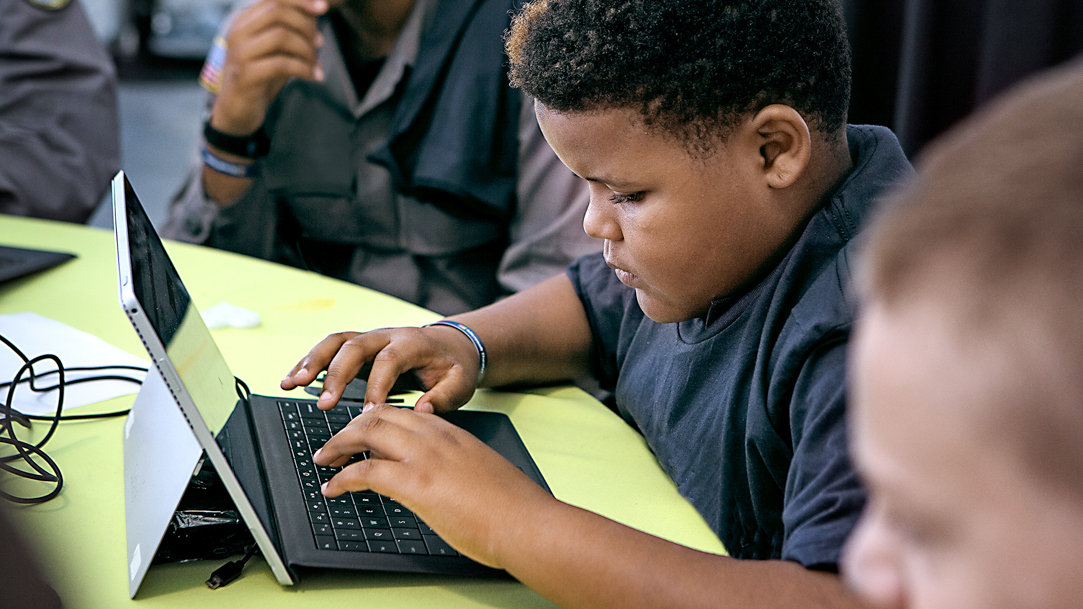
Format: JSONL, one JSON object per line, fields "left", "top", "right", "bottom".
{"left": 298, "top": 367, "right": 308, "bottom": 377}
{"left": 313, "top": 65, "right": 325, "bottom": 81}
{"left": 320, "top": 481, "right": 329, "bottom": 495}
{"left": 320, "top": 391, "right": 332, "bottom": 401}
{"left": 313, "top": 447, "right": 322, "bottom": 460}
{"left": 362, "top": 401, "right": 375, "bottom": 413}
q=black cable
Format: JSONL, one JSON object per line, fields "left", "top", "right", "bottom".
{"left": 0, "top": 332, "right": 143, "bottom": 504}
{"left": 1, "top": 352, "right": 65, "bottom": 504}
{"left": 205, "top": 544, "right": 259, "bottom": 589}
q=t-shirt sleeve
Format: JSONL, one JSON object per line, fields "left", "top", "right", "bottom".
{"left": 780, "top": 337, "right": 866, "bottom": 570}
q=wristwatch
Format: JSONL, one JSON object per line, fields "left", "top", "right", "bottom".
{"left": 202, "top": 121, "right": 271, "bottom": 159}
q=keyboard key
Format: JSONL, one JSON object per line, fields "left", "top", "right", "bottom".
{"left": 297, "top": 402, "right": 327, "bottom": 418}
{"left": 329, "top": 505, "right": 357, "bottom": 519}
{"left": 332, "top": 518, "right": 361, "bottom": 530}
{"left": 326, "top": 411, "right": 351, "bottom": 424}
{"left": 423, "top": 535, "right": 457, "bottom": 557}
{"left": 364, "top": 528, "right": 393, "bottom": 541}
{"left": 392, "top": 527, "right": 421, "bottom": 540}
{"left": 397, "top": 540, "right": 427, "bottom": 555}
{"left": 359, "top": 516, "right": 390, "bottom": 529}
{"left": 368, "top": 540, "right": 398, "bottom": 554}
{"left": 358, "top": 505, "right": 385, "bottom": 518}
{"left": 334, "top": 529, "right": 365, "bottom": 541}
{"left": 315, "top": 535, "right": 336, "bottom": 551}
{"left": 338, "top": 541, "right": 368, "bottom": 552}
{"left": 353, "top": 492, "right": 381, "bottom": 506}
{"left": 388, "top": 516, "right": 417, "bottom": 529}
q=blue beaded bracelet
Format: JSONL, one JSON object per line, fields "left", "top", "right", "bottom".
{"left": 425, "top": 320, "right": 487, "bottom": 386}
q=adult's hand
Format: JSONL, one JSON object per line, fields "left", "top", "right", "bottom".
{"left": 210, "top": 0, "right": 332, "bottom": 136}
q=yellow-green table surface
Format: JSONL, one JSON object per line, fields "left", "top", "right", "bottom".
{"left": 0, "top": 214, "right": 724, "bottom": 608}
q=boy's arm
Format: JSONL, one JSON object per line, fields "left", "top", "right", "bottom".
{"left": 450, "top": 273, "right": 594, "bottom": 389}
{"left": 501, "top": 500, "right": 869, "bottom": 609}
{"left": 316, "top": 404, "right": 869, "bottom": 609}
{"left": 283, "top": 273, "right": 594, "bottom": 411}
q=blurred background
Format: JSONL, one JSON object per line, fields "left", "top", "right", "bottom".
{"left": 77, "top": 0, "right": 1083, "bottom": 232}
{"left": 81, "top": 0, "right": 235, "bottom": 231}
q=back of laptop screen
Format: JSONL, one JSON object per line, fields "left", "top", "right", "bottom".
{"left": 123, "top": 176, "right": 236, "bottom": 436}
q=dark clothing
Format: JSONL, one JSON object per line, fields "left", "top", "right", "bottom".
{"left": 367, "top": 0, "right": 523, "bottom": 220}
{"left": 0, "top": 0, "right": 120, "bottom": 223}
{"left": 567, "top": 125, "right": 912, "bottom": 568}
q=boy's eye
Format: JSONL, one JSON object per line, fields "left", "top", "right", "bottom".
{"left": 608, "top": 191, "right": 644, "bottom": 204}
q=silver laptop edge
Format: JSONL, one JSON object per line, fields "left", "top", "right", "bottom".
{"left": 112, "top": 171, "right": 294, "bottom": 594}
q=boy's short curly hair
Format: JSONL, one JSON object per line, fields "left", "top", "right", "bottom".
{"left": 506, "top": 0, "right": 852, "bottom": 151}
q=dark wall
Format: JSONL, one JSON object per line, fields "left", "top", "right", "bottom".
{"left": 843, "top": 0, "right": 1083, "bottom": 156}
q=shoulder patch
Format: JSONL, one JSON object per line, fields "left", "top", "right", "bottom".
{"left": 25, "top": 0, "right": 71, "bottom": 10}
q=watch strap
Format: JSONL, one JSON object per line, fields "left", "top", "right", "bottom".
{"left": 202, "top": 121, "right": 270, "bottom": 158}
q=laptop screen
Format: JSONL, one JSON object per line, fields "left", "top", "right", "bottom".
{"left": 121, "top": 176, "right": 236, "bottom": 435}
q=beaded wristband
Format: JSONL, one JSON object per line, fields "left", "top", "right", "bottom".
{"left": 201, "top": 145, "right": 258, "bottom": 178}
{"left": 424, "top": 320, "right": 487, "bottom": 386}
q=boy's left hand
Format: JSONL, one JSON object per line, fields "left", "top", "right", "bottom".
{"left": 313, "top": 404, "right": 556, "bottom": 569}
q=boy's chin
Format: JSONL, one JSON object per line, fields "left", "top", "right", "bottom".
{"left": 635, "top": 292, "right": 701, "bottom": 324}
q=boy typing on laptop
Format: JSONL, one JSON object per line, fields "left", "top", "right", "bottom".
{"left": 283, "top": 1, "right": 911, "bottom": 607}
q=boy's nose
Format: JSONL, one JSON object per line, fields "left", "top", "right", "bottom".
{"left": 583, "top": 191, "right": 621, "bottom": 241}
{"left": 842, "top": 513, "right": 908, "bottom": 609}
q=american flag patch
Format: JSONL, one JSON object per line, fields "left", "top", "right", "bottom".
{"left": 199, "top": 36, "right": 228, "bottom": 94}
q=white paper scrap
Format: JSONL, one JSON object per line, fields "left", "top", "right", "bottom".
{"left": 0, "top": 312, "right": 148, "bottom": 416}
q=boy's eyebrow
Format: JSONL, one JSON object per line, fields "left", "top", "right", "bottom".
{"left": 580, "top": 174, "right": 641, "bottom": 189}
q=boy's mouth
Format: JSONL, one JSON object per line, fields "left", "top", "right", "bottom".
{"left": 605, "top": 258, "right": 640, "bottom": 287}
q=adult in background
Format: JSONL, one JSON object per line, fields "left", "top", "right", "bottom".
{"left": 164, "top": 0, "right": 598, "bottom": 315}
{"left": 0, "top": 0, "right": 120, "bottom": 223}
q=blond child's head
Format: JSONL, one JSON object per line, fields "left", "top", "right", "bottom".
{"left": 844, "top": 59, "right": 1083, "bottom": 609}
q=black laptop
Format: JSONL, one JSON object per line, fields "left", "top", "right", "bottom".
{"left": 112, "top": 171, "right": 549, "bottom": 595}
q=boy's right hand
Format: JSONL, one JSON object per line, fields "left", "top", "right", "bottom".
{"left": 209, "top": 0, "right": 331, "bottom": 137}
{"left": 280, "top": 325, "right": 483, "bottom": 414}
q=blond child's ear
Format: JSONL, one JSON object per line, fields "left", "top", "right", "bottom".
{"left": 749, "top": 104, "right": 811, "bottom": 189}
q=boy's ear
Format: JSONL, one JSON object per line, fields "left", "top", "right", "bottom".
{"left": 749, "top": 104, "right": 811, "bottom": 189}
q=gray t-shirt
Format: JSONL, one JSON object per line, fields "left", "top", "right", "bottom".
{"left": 568, "top": 125, "right": 912, "bottom": 568}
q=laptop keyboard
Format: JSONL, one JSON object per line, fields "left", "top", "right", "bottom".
{"left": 277, "top": 400, "right": 459, "bottom": 557}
